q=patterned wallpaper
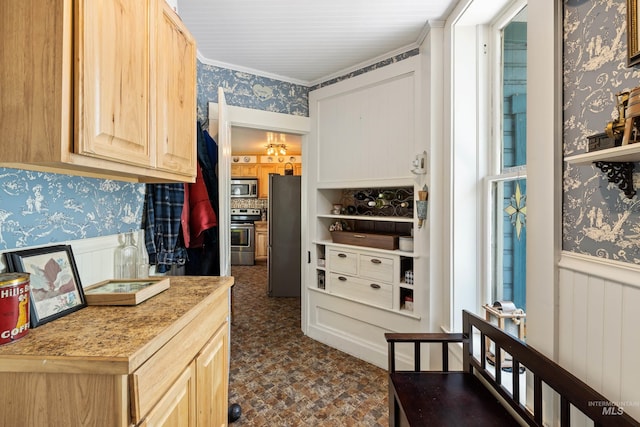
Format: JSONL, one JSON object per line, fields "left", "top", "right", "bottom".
{"left": 0, "top": 169, "right": 144, "bottom": 250}
{"left": 563, "top": 0, "right": 640, "bottom": 262}
{"left": 196, "top": 62, "right": 310, "bottom": 120}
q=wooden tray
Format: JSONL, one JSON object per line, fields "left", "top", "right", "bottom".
{"left": 331, "top": 231, "right": 399, "bottom": 250}
{"left": 84, "top": 278, "right": 170, "bottom": 306}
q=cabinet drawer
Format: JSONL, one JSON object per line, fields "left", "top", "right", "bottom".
{"left": 328, "top": 273, "right": 392, "bottom": 309}
{"left": 328, "top": 249, "right": 358, "bottom": 275}
{"left": 358, "top": 254, "right": 394, "bottom": 283}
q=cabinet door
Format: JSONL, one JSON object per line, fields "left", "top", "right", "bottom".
{"left": 255, "top": 230, "right": 268, "bottom": 260}
{"left": 311, "top": 58, "right": 418, "bottom": 182}
{"left": 196, "top": 324, "right": 229, "bottom": 427}
{"left": 154, "top": 0, "right": 197, "bottom": 178}
{"left": 231, "top": 164, "right": 258, "bottom": 177}
{"left": 75, "top": 0, "right": 151, "bottom": 167}
{"left": 140, "top": 363, "right": 197, "bottom": 427}
{"left": 258, "top": 165, "right": 278, "bottom": 198}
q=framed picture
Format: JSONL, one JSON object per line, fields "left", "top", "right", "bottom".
{"left": 84, "top": 277, "right": 170, "bottom": 306}
{"left": 628, "top": 0, "right": 640, "bottom": 66}
{"left": 6, "top": 245, "right": 86, "bottom": 328}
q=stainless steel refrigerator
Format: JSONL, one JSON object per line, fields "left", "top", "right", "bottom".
{"left": 268, "top": 174, "right": 301, "bottom": 297}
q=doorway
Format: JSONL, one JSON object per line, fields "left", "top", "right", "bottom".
{"left": 207, "top": 102, "right": 310, "bottom": 329}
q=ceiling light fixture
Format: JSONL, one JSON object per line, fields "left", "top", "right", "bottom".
{"left": 265, "top": 132, "right": 287, "bottom": 156}
{"left": 265, "top": 143, "right": 287, "bottom": 156}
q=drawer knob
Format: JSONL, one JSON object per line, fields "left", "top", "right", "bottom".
{"left": 370, "top": 259, "right": 382, "bottom": 264}
{"left": 338, "top": 276, "right": 347, "bottom": 281}
{"left": 338, "top": 253, "right": 347, "bottom": 258}
{"left": 370, "top": 283, "right": 381, "bottom": 289}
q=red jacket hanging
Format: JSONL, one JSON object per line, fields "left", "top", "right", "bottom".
{"left": 181, "top": 163, "right": 217, "bottom": 248}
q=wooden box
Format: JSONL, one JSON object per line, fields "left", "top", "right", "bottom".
{"left": 587, "top": 132, "right": 619, "bottom": 152}
{"left": 331, "top": 231, "right": 399, "bottom": 250}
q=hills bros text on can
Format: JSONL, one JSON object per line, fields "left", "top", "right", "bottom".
{"left": 0, "top": 273, "right": 30, "bottom": 345}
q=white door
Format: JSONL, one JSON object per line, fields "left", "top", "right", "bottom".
{"left": 217, "top": 88, "right": 232, "bottom": 277}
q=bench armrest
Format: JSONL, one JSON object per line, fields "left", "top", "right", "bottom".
{"left": 385, "top": 332, "right": 468, "bottom": 372}
{"left": 385, "top": 332, "right": 466, "bottom": 343}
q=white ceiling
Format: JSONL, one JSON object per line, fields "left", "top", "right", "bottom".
{"left": 231, "top": 127, "right": 302, "bottom": 154}
{"left": 177, "top": 0, "right": 458, "bottom": 153}
{"left": 176, "top": 0, "right": 457, "bottom": 85}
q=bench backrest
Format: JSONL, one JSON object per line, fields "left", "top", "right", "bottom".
{"left": 462, "top": 310, "right": 639, "bottom": 426}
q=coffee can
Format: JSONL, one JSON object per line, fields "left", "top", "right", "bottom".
{"left": 0, "top": 273, "right": 30, "bottom": 346}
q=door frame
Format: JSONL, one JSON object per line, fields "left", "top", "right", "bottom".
{"left": 207, "top": 102, "right": 310, "bottom": 330}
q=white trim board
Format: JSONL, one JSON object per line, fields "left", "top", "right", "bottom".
{"left": 558, "top": 251, "right": 640, "bottom": 291}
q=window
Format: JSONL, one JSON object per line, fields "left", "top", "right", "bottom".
{"left": 487, "top": 6, "right": 527, "bottom": 312}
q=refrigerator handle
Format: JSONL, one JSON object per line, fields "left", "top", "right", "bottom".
{"left": 307, "top": 251, "right": 311, "bottom": 263}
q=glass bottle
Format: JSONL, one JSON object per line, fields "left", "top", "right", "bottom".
{"left": 378, "top": 191, "right": 394, "bottom": 200}
{"left": 137, "top": 231, "right": 150, "bottom": 278}
{"left": 114, "top": 230, "right": 138, "bottom": 278}
{"left": 367, "top": 199, "right": 390, "bottom": 208}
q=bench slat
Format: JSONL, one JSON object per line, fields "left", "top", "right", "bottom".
{"left": 390, "top": 372, "right": 517, "bottom": 426}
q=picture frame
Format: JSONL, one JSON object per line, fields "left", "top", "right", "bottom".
{"left": 83, "top": 277, "right": 170, "bottom": 306}
{"left": 5, "top": 245, "right": 86, "bottom": 328}
{"left": 628, "top": 0, "right": 640, "bottom": 66}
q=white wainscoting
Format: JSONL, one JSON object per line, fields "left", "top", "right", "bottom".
{"left": 558, "top": 252, "right": 640, "bottom": 422}
{"left": 0, "top": 231, "right": 143, "bottom": 289}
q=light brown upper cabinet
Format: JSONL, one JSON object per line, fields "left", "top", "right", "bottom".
{"left": 153, "top": 0, "right": 197, "bottom": 177}
{"left": 0, "top": 0, "right": 196, "bottom": 183}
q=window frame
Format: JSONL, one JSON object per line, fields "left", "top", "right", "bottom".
{"left": 482, "top": 0, "right": 528, "bottom": 307}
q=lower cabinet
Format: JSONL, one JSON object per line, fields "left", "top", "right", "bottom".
{"left": 255, "top": 221, "right": 268, "bottom": 262}
{"left": 139, "top": 323, "right": 229, "bottom": 427}
{"left": 321, "top": 245, "right": 414, "bottom": 314}
{"left": 196, "top": 325, "right": 229, "bottom": 427}
{"left": 0, "top": 277, "right": 232, "bottom": 427}
{"left": 140, "top": 363, "right": 197, "bottom": 427}
{"left": 131, "top": 292, "right": 229, "bottom": 426}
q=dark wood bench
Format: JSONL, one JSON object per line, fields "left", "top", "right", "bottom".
{"left": 386, "top": 310, "right": 640, "bottom": 426}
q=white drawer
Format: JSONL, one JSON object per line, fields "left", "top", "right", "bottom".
{"left": 328, "top": 249, "right": 358, "bottom": 275}
{"left": 328, "top": 273, "right": 392, "bottom": 309}
{"left": 358, "top": 254, "right": 394, "bottom": 283}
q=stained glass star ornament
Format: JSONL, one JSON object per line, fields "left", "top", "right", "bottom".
{"left": 504, "top": 182, "right": 527, "bottom": 240}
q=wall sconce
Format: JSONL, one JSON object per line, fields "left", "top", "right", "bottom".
{"left": 411, "top": 151, "right": 427, "bottom": 175}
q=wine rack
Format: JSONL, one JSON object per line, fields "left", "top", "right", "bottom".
{"left": 336, "top": 187, "right": 414, "bottom": 217}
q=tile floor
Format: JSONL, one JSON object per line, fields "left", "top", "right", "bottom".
{"left": 228, "top": 264, "right": 389, "bottom": 426}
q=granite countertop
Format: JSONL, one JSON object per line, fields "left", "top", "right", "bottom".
{"left": 0, "top": 276, "right": 233, "bottom": 374}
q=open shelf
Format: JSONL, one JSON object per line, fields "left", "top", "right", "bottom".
{"left": 565, "top": 144, "right": 640, "bottom": 165}
{"left": 314, "top": 240, "right": 418, "bottom": 257}
{"left": 317, "top": 213, "right": 414, "bottom": 223}
{"left": 565, "top": 144, "right": 639, "bottom": 198}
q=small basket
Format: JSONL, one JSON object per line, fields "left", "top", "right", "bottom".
{"left": 284, "top": 162, "right": 294, "bottom": 175}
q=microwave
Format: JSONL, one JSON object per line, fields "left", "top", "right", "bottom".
{"left": 230, "top": 178, "right": 258, "bottom": 198}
